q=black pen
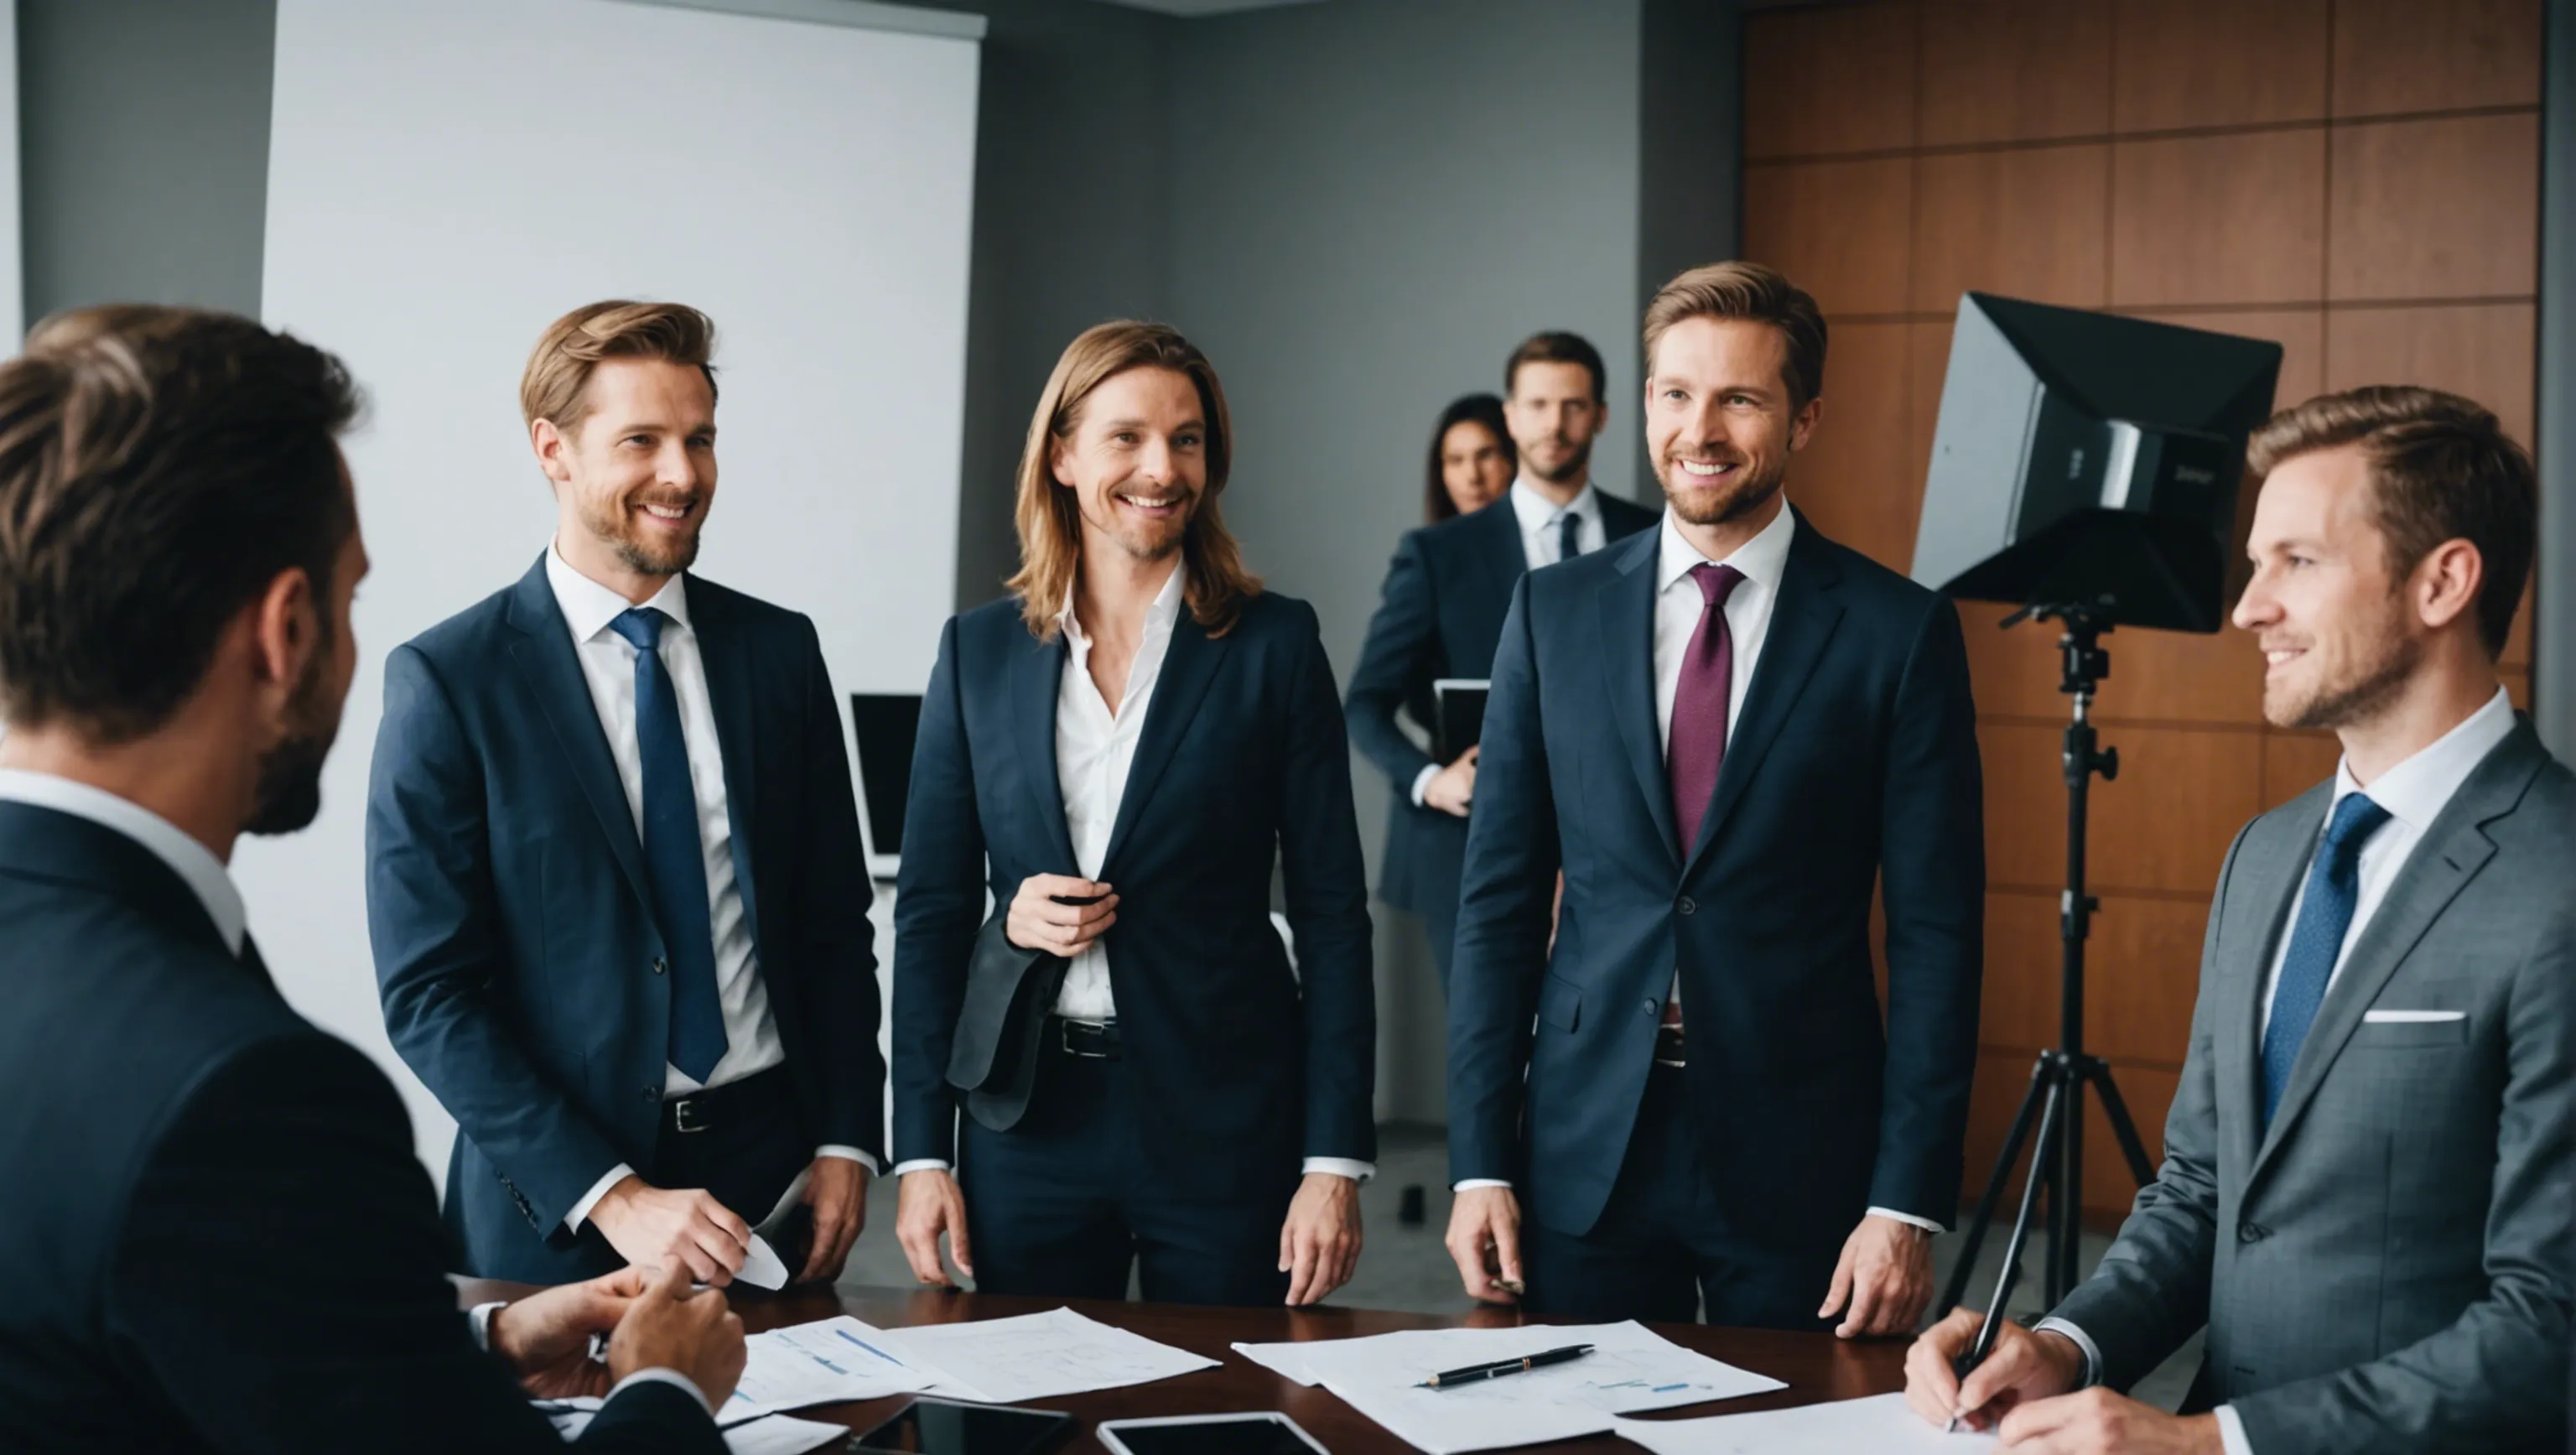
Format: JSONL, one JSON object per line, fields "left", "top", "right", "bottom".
{"left": 1945, "top": 1308, "right": 2008, "bottom": 1433}
{"left": 1416, "top": 1343, "right": 1594, "bottom": 1390}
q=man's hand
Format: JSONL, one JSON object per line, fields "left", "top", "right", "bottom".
{"left": 491, "top": 1265, "right": 652, "bottom": 1399}
{"left": 1278, "top": 1172, "right": 1362, "bottom": 1307}
{"left": 1443, "top": 1184, "right": 1523, "bottom": 1303}
{"left": 1006, "top": 874, "right": 1119, "bottom": 955}
{"left": 1820, "top": 1213, "right": 1935, "bottom": 1338}
{"left": 606, "top": 1260, "right": 748, "bottom": 1408}
{"left": 1996, "top": 1390, "right": 2224, "bottom": 1452}
{"left": 895, "top": 1167, "right": 974, "bottom": 1287}
{"left": 1903, "top": 1307, "right": 2085, "bottom": 1433}
{"left": 797, "top": 1156, "right": 867, "bottom": 1285}
{"left": 1424, "top": 746, "right": 1478, "bottom": 817}
{"left": 589, "top": 1176, "right": 750, "bottom": 1287}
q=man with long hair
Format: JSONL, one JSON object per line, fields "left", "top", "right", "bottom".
{"left": 890, "top": 321, "right": 1376, "bottom": 1307}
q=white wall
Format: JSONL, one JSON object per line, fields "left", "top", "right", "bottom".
{"left": 250, "top": 0, "right": 978, "bottom": 1177}
{"left": 0, "top": 0, "right": 21, "bottom": 346}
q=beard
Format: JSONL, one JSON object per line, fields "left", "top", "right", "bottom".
{"left": 1526, "top": 434, "right": 1592, "bottom": 486}
{"left": 1659, "top": 446, "right": 1788, "bottom": 528}
{"left": 2269, "top": 616, "right": 2423, "bottom": 732}
{"left": 244, "top": 647, "right": 342, "bottom": 836}
{"left": 581, "top": 490, "right": 704, "bottom": 577}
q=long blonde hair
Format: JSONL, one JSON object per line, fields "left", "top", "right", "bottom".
{"left": 1005, "top": 321, "right": 1260, "bottom": 641}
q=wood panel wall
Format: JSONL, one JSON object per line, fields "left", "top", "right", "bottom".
{"left": 1741, "top": 0, "right": 2544, "bottom": 1217}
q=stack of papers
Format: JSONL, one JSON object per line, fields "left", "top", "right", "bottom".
{"left": 733, "top": 1316, "right": 935, "bottom": 1409}
{"left": 1613, "top": 1392, "right": 1997, "bottom": 1452}
{"left": 1233, "top": 1322, "right": 1784, "bottom": 1455}
{"left": 870, "top": 1307, "right": 1221, "bottom": 1403}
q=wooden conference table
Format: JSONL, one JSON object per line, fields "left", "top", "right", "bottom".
{"left": 457, "top": 1280, "right": 1912, "bottom": 1452}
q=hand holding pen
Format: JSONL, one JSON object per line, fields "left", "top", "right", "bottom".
{"left": 1903, "top": 1307, "right": 2089, "bottom": 1433}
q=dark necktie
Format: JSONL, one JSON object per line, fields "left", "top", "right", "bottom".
{"left": 1667, "top": 562, "right": 1746, "bottom": 858}
{"left": 2258, "top": 792, "right": 2391, "bottom": 1127}
{"left": 608, "top": 607, "right": 729, "bottom": 1082}
{"left": 1557, "top": 510, "right": 1584, "bottom": 563}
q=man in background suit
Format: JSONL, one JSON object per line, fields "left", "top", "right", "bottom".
{"left": 369, "top": 301, "right": 883, "bottom": 1287}
{"left": 0, "top": 305, "right": 740, "bottom": 1453}
{"left": 1346, "top": 332, "right": 1657, "bottom": 990}
{"left": 1445, "top": 263, "right": 1985, "bottom": 1332}
{"left": 1909, "top": 387, "right": 2571, "bottom": 1454}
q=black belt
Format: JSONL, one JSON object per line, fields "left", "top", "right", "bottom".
{"left": 1653, "top": 1023, "right": 1686, "bottom": 1068}
{"left": 1049, "top": 1016, "right": 1123, "bottom": 1061}
{"left": 662, "top": 1064, "right": 796, "bottom": 1135}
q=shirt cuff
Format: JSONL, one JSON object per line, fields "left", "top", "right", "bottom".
{"left": 1409, "top": 763, "right": 1440, "bottom": 808}
{"left": 1452, "top": 1178, "right": 1514, "bottom": 1191}
{"left": 608, "top": 1367, "right": 713, "bottom": 1416}
{"left": 1866, "top": 1206, "right": 1945, "bottom": 1234}
{"left": 1301, "top": 1158, "right": 1374, "bottom": 1182}
{"left": 565, "top": 1162, "right": 636, "bottom": 1234}
{"left": 2031, "top": 1317, "right": 2103, "bottom": 1389}
{"left": 814, "top": 1145, "right": 879, "bottom": 1177}
{"left": 891, "top": 1159, "right": 953, "bottom": 1178}
{"left": 468, "top": 1301, "right": 505, "bottom": 1354}
{"left": 2213, "top": 1405, "right": 2254, "bottom": 1455}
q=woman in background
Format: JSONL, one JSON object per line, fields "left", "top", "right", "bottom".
{"left": 1423, "top": 392, "right": 1514, "bottom": 522}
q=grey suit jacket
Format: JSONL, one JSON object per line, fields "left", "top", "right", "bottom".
{"left": 2049, "top": 720, "right": 2573, "bottom": 1455}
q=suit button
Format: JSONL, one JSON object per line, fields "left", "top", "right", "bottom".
{"left": 1643, "top": 998, "right": 1659, "bottom": 1016}
{"left": 2237, "top": 1223, "right": 2269, "bottom": 1243}
{"left": 641, "top": 1087, "right": 660, "bottom": 1103}
{"left": 1676, "top": 896, "right": 1696, "bottom": 916}
{"left": 652, "top": 957, "right": 667, "bottom": 975}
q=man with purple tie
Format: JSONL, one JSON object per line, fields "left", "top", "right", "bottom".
{"left": 1443, "top": 262, "right": 1985, "bottom": 1333}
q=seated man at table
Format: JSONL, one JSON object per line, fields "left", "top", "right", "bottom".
{"left": 0, "top": 304, "right": 743, "bottom": 1454}
{"left": 1904, "top": 387, "right": 2573, "bottom": 1453}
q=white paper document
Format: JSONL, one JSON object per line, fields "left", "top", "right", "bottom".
{"left": 734, "top": 1315, "right": 937, "bottom": 1410}
{"left": 1271, "top": 1322, "right": 1784, "bottom": 1455}
{"left": 867, "top": 1307, "right": 1219, "bottom": 1403}
{"left": 735, "top": 1234, "right": 792, "bottom": 1291}
{"left": 540, "top": 1401, "right": 849, "bottom": 1452}
{"left": 1612, "top": 1393, "right": 1997, "bottom": 1453}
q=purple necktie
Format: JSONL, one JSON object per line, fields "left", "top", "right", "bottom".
{"left": 1668, "top": 562, "right": 1746, "bottom": 859}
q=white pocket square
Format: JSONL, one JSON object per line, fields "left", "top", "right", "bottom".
{"left": 2363, "top": 1009, "right": 2465, "bottom": 1023}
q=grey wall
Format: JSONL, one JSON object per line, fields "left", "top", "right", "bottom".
{"left": 18, "top": 0, "right": 274, "bottom": 322}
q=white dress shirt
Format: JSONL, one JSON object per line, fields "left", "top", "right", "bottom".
{"left": 545, "top": 547, "right": 870, "bottom": 1234}
{"left": 891, "top": 563, "right": 1370, "bottom": 1184}
{"left": 2036, "top": 685, "right": 2516, "bottom": 1455}
{"left": 0, "top": 769, "right": 709, "bottom": 1414}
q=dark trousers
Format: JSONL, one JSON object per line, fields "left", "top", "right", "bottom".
{"left": 1521, "top": 1064, "right": 1845, "bottom": 1330}
{"left": 574, "top": 1066, "right": 812, "bottom": 1276}
{"left": 958, "top": 1041, "right": 1296, "bottom": 1307}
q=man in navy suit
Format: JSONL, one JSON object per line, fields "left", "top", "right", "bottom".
{"left": 0, "top": 305, "right": 740, "bottom": 1453}
{"left": 890, "top": 321, "right": 1376, "bottom": 1307}
{"left": 1445, "top": 262, "right": 1985, "bottom": 1332}
{"left": 369, "top": 302, "right": 883, "bottom": 1288}
{"left": 1346, "top": 333, "right": 1659, "bottom": 991}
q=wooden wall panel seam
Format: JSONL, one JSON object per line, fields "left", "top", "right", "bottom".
{"left": 1742, "top": 102, "right": 2537, "bottom": 165}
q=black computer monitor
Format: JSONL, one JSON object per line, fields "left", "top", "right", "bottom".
{"left": 1909, "top": 292, "right": 2283, "bottom": 632}
{"left": 848, "top": 693, "right": 922, "bottom": 880}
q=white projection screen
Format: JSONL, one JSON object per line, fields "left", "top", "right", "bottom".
{"left": 254, "top": 0, "right": 978, "bottom": 1177}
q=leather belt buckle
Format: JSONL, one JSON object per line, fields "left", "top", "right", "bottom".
{"left": 1058, "top": 1017, "right": 1119, "bottom": 1059}
{"left": 671, "top": 1094, "right": 709, "bottom": 1134}
{"left": 1653, "top": 1023, "right": 1687, "bottom": 1068}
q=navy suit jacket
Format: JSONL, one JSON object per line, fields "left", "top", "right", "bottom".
{"left": 367, "top": 556, "right": 883, "bottom": 1283}
{"left": 1344, "top": 491, "right": 1658, "bottom": 915}
{"left": 0, "top": 803, "right": 719, "bottom": 1455}
{"left": 1448, "top": 511, "right": 1985, "bottom": 1239}
{"left": 892, "top": 589, "right": 1375, "bottom": 1185}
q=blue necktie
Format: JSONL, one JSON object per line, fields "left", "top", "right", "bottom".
{"left": 2258, "top": 792, "right": 2392, "bottom": 1127}
{"left": 1558, "top": 510, "right": 1584, "bottom": 563}
{"left": 609, "top": 607, "right": 729, "bottom": 1082}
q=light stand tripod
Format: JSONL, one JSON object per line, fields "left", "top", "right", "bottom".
{"left": 1939, "top": 603, "right": 2160, "bottom": 1317}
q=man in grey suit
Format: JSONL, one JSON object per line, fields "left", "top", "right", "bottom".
{"left": 1905, "top": 385, "right": 2571, "bottom": 1454}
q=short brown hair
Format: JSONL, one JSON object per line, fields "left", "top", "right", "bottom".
{"left": 1505, "top": 331, "right": 1607, "bottom": 403}
{"left": 0, "top": 306, "right": 361, "bottom": 740}
{"left": 2247, "top": 385, "right": 2535, "bottom": 657}
{"left": 1642, "top": 261, "right": 1828, "bottom": 410}
{"left": 1004, "top": 321, "right": 1260, "bottom": 641}
{"left": 520, "top": 300, "right": 718, "bottom": 432}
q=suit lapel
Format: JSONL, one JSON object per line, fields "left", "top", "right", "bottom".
{"left": 1682, "top": 514, "right": 1845, "bottom": 876}
{"left": 1100, "top": 611, "right": 1228, "bottom": 876}
{"left": 1011, "top": 624, "right": 1079, "bottom": 872}
{"left": 2215, "top": 792, "right": 2324, "bottom": 1178}
{"left": 2248, "top": 730, "right": 2540, "bottom": 1185}
{"left": 501, "top": 557, "right": 654, "bottom": 915}
{"left": 1593, "top": 532, "right": 1681, "bottom": 867}
{"left": 688, "top": 579, "right": 763, "bottom": 952}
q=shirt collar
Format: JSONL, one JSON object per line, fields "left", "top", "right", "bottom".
{"left": 545, "top": 540, "right": 692, "bottom": 643}
{"left": 2329, "top": 685, "right": 2518, "bottom": 832}
{"left": 0, "top": 769, "right": 247, "bottom": 954}
{"left": 1057, "top": 559, "right": 1186, "bottom": 653}
{"left": 1657, "top": 498, "right": 1796, "bottom": 594}
{"left": 1509, "top": 476, "right": 1600, "bottom": 537}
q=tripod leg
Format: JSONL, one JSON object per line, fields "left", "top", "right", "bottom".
{"left": 2050, "top": 1072, "right": 2085, "bottom": 1305}
{"left": 1937, "top": 1059, "right": 2049, "bottom": 1315}
{"left": 2085, "top": 1058, "right": 2159, "bottom": 1186}
{"left": 1973, "top": 1078, "right": 2066, "bottom": 1333}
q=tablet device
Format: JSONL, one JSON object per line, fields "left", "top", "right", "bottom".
{"left": 1431, "top": 678, "right": 1488, "bottom": 763}
{"left": 1096, "top": 1412, "right": 1328, "bottom": 1455}
{"left": 851, "top": 1398, "right": 1072, "bottom": 1454}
